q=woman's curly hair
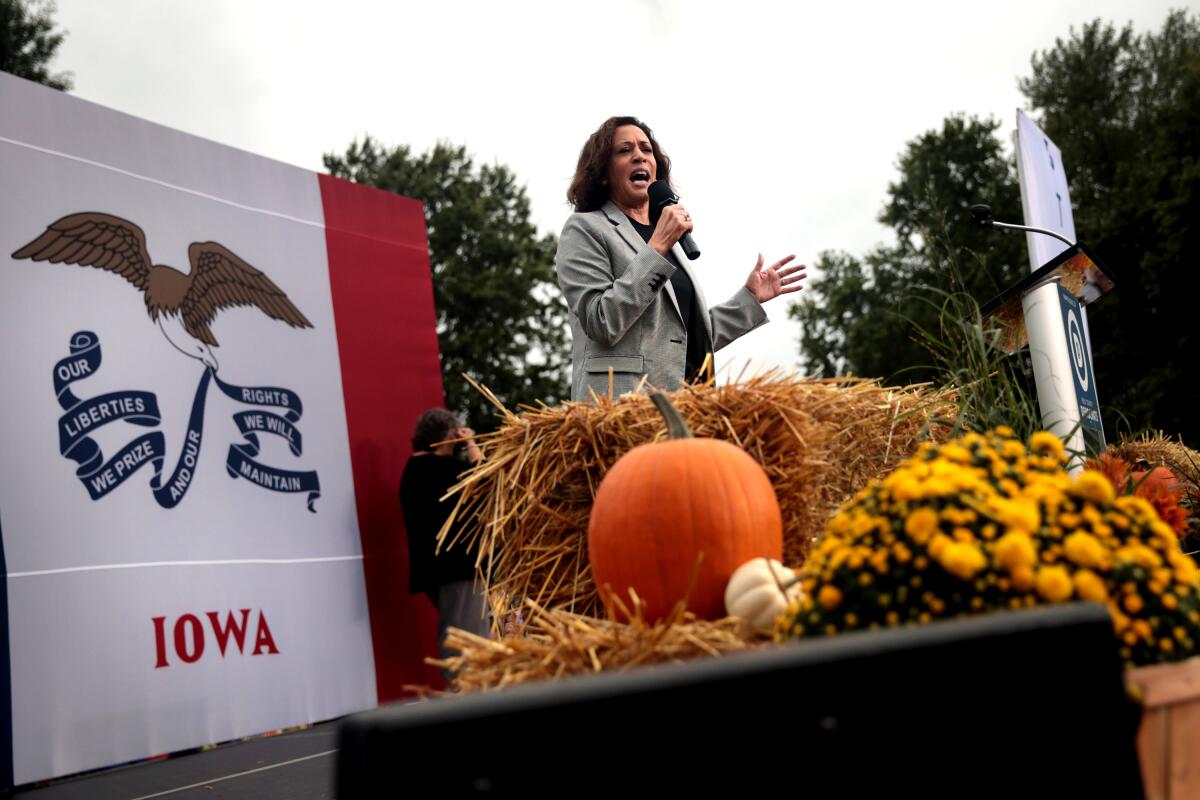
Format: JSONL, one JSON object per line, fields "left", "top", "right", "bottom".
{"left": 567, "top": 116, "right": 673, "bottom": 212}
{"left": 410, "top": 408, "right": 461, "bottom": 452}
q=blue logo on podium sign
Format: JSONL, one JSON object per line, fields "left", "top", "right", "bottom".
{"left": 1057, "top": 285, "right": 1105, "bottom": 450}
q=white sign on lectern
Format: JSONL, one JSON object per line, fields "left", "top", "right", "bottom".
{"left": 1014, "top": 110, "right": 1103, "bottom": 464}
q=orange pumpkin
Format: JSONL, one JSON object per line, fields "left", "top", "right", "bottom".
{"left": 587, "top": 392, "right": 783, "bottom": 622}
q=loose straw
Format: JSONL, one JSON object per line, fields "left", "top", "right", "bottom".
{"left": 425, "top": 597, "right": 765, "bottom": 693}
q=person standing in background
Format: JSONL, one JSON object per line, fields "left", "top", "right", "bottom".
{"left": 399, "top": 408, "right": 489, "bottom": 675}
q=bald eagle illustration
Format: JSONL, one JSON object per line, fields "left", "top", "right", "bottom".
{"left": 12, "top": 212, "right": 312, "bottom": 370}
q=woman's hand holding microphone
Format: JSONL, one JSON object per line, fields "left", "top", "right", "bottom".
{"left": 648, "top": 204, "right": 693, "bottom": 257}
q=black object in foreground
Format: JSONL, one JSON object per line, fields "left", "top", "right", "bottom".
{"left": 338, "top": 603, "right": 1142, "bottom": 797}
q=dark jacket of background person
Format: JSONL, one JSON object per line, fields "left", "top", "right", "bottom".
{"left": 399, "top": 453, "right": 477, "bottom": 597}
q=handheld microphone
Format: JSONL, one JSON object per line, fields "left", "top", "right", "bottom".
{"left": 648, "top": 180, "right": 701, "bottom": 260}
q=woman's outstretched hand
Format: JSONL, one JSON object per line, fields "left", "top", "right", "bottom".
{"left": 745, "top": 254, "right": 807, "bottom": 303}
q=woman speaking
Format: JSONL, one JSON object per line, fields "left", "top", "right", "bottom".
{"left": 555, "top": 116, "right": 806, "bottom": 402}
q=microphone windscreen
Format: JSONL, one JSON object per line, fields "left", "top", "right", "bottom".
{"left": 647, "top": 180, "right": 677, "bottom": 225}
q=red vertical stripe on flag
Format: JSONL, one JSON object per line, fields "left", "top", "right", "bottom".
{"left": 319, "top": 173, "right": 444, "bottom": 700}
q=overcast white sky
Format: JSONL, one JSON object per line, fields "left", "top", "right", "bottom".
{"left": 48, "top": 0, "right": 1194, "bottom": 381}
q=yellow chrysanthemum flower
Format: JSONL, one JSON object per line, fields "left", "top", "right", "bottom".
{"left": 1001, "top": 441, "right": 1027, "bottom": 460}
{"left": 891, "top": 477, "right": 920, "bottom": 502}
{"left": 952, "top": 527, "right": 976, "bottom": 543}
{"left": 1064, "top": 532, "right": 1104, "bottom": 569}
{"left": 1024, "top": 481, "right": 1065, "bottom": 508}
{"left": 941, "top": 508, "right": 978, "bottom": 526}
{"left": 941, "top": 443, "right": 972, "bottom": 463}
{"left": 1073, "top": 569, "right": 1108, "bottom": 603}
{"left": 827, "top": 515, "right": 852, "bottom": 536}
{"left": 1127, "top": 495, "right": 1160, "bottom": 519}
{"left": 1011, "top": 564, "right": 1035, "bottom": 591}
{"left": 850, "top": 515, "right": 876, "bottom": 537}
{"left": 1071, "top": 471, "right": 1116, "bottom": 505}
{"left": 1175, "top": 558, "right": 1199, "bottom": 587}
{"left": 988, "top": 497, "right": 1041, "bottom": 533}
{"left": 818, "top": 585, "right": 843, "bottom": 610}
{"left": 1036, "top": 565, "right": 1074, "bottom": 602}
{"left": 994, "top": 531, "right": 1038, "bottom": 571}
{"left": 1132, "top": 545, "right": 1163, "bottom": 570}
{"left": 904, "top": 507, "right": 940, "bottom": 544}
{"left": 920, "top": 478, "right": 956, "bottom": 499}
{"left": 1029, "top": 431, "right": 1066, "bottom": 459}
{"left": 928, "top": 533, "right": 952, "bottom": 560}
{"left": 1123, "top": 593, "right": 1144, "bottom": 614}
{"left": 938, "top": 541, "right": 987, "bottom": 581}
{"left": 1150, "top": 521, "right": 1177, "bottom": 542}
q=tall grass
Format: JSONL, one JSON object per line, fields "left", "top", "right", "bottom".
{"left": 891, "top": 217, "right": 1044, "bottom": 443}
{"left": 910, "top": 284, "right": 1043, "bottom": 441}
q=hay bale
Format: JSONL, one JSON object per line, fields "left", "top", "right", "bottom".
{"left": 440, "top": 372, "right": 956, "bottom": 621}
{"left": 1108, "top": 432, "right": 1200, "bottom": 493}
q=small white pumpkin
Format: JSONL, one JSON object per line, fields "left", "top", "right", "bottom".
{"left": 724, "top": 558, "right": 803, "bottom": 631}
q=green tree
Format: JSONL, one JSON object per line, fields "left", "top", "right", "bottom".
{"left": 793, "top": 250, "right": 867, "bottom": 378}
{"left": 791, "top": 115, "right": 1025, "bottom": 382}
{"left": 1020, "top": 10, "right": 1200, "bottom": 443}
{"left": 0, "top": 0, "right": 72, "bottom": 90}
{"left": 324, "top": 137, "right": 569, "bottom": 431}
{"left": 794, "top": 10, "right": 1200, "bottom": 444}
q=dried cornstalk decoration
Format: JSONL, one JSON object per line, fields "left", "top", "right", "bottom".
{"left": 433, "top": 597, "right": 762, "bottom": 693}
{"left": 438, "top": 371, "right": 956, "bottom": 621}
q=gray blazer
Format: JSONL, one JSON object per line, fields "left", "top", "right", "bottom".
{"left": 555, "top": 200, "right": 768, "bottom": 402}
